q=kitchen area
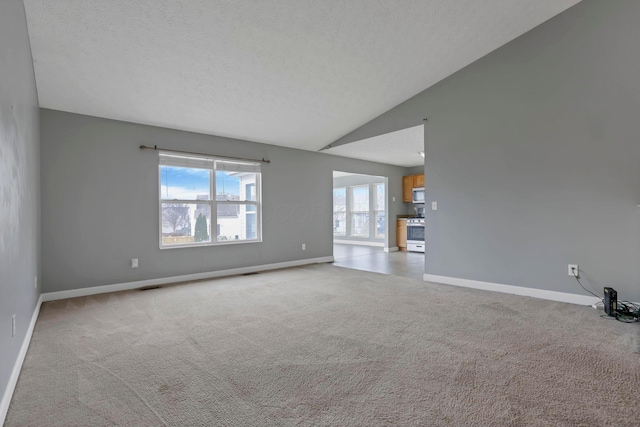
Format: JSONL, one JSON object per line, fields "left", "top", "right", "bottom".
{"left": 332, "top": 170, "right": 426, "bottom": 281}
{"left": 396, "top": 173, "right": 426, "bottom": 253}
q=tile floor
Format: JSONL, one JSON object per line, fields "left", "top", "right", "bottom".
{"left": 332, "top": 243, "right": 425, "bottom": 280}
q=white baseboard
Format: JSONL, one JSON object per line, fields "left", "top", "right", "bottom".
{"left": 0, "top": 294, "right": 43, "bottom": 426}
{"left": 423, "top": 274, "right": 601, "bottom": 306}
{"left": 333, "top": 240, "right": 384, "bottom": 247}
{"left": 384, "top": 246, "right": 399, "bottom": 253}
{"left": 42, "top": 256, "right": 334, "bottom": 302}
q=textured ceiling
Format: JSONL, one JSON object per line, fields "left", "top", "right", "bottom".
{"left": 24, "top": 0, "right": 581, "bottom": 163}
{"left": 329, "top": 125, "right": 425, "bottom": 167}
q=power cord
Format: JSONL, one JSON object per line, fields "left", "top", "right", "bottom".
{"left": 614, "top": 301, "right": 640, "bottom": 323}
{"left": 571, "top": 267, "right": 602, "bottom": 300}
{"left": 571, "top": 267, "right": 639, "bottom": 323}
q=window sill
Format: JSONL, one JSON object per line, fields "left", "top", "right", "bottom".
{"left": 159, "top": 238, "right": 262, "bottom": 250}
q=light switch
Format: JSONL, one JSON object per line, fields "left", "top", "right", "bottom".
{"left": 432, "top": 201, "right": 437, "bottom": 211}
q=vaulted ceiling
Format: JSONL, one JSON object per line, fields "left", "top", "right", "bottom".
{"left": 24, "top": 0, "right": 581, "bottom": 166}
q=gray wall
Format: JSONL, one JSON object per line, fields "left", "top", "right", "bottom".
{"left": 330, "top": 0, "right": 640, "bottom": 302}
{"left": 40, "top": 109, "right": 408, "bottom": 292}
{"left": 0, "top": 0, "right": 41, "bottom": 408}
{"left": 404, "top": 166, "right": 424, "bottom": 176}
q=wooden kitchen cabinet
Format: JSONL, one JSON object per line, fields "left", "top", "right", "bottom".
{"left": 402, "top": 176, "right": 414, "bottom": 203}
{"left": 397, "top": 219, "right": 407, "bottom": 251}
{"left": 401, "top": 174, "right": 425, "bottom": 202}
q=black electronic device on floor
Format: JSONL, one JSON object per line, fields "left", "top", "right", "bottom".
{"left": 603, "top": 287, "right": 617, "bottom": 317}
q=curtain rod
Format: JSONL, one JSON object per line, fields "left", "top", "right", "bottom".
{"left": 139, "top": 145, "right": 270, "bottom": 164}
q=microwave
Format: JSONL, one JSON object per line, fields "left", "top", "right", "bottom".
{"left": 412, "top": 187, "right": 425, "bottom": 204}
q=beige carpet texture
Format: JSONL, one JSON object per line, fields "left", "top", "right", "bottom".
{"left": 6, "top": 264, "right": 640, "bottom": 426}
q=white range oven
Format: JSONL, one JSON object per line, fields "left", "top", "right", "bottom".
{"left": 406, "top": 217, "right": 425, "bottom": 253}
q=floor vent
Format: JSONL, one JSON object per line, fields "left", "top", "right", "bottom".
{"left": 242, "top": 272, "right": 259, "bottom": 276}
{"left": 139, "top": 285, "right": 162, "bottom": 291}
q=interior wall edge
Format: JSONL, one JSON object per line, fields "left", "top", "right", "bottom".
{"left": 0, "top": 295, "right": 43, "bottom": 426}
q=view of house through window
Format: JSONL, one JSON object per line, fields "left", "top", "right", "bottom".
{"left": 159, "top": 154, "right": 261, "bottom": 248}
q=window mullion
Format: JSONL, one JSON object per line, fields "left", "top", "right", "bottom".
{"left": 160, "top": 199, "right": 201, "bottom": 204}
{"left": 217, "top": 200, "right": 256, "bottom": 205}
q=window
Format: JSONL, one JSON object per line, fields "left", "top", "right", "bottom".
{"left": 374, "top": 183, "right": 385, "bottom": 238}
{"left": 350, "top": 185, "right": 369, "bottom": 237}
{"left": 333, "top": 187, "right": 346, "bottom": 236}
{"left": 333, "top": 180, "right": 386, "bottom": 241}
{"left": 159, "top": 153, "right": 261, "bottom": 248}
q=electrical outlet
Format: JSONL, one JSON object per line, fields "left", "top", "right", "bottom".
{"left": 301, "top": 243, "right": 306, "bottom": 251}
{"left": 131, "top": 258, "right": 139, "bottom": 268}
{"left": 432, "top": 201, "right": 438, "bottom": 211}
{"left": 568, "top": 264, "right": 579, "bottom": 277}
{"left": 12, "top": 315, "right": 15, "bottom": 338}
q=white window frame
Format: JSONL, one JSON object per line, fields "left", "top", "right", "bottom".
{"left": 158, "top": 152, "right": 262, "bottom": 249}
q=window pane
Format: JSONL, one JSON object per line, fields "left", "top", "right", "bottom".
{"left": 351, "top": 213, "right": 369, "bottom": 237}
{"left": 375, "top": 211, "right": 385, "bottom": 238}
{"left": 217, "top": 204, "right": 258, "bottom": 241}
{"left": 216, "top": 171, "right": 258, "bottom": 201}
{"left": 160, "top": 166, "right": 210, "bottom": 200}
{"left": 333, "top": 212, "right": 346, "bottom": 236}
{"left": 246, "top": 213, "right": 257, "bottom": 239}
{"left": 374, "top": 184, "right": 385, "bottom": 238}
{"left": 375, "top": 183, "right": 385, "bottom": 211}
{"left": 333, "top": 187, "right": 346, "bottom": 236}
{"left": 246, "top": 183, "right": 256, "bottom": 212}
{"left": 216, "top": 171, "right": 240, "bottom": 201}
{"left": 161, "top": 203, "right": 211, "bottom": 245}
{"left": 351, "top": 185, "right": 369, "bottom": 212}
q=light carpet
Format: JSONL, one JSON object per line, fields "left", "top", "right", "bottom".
{"left": 6, "top": 264, "right": 640, "bottom": 426}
